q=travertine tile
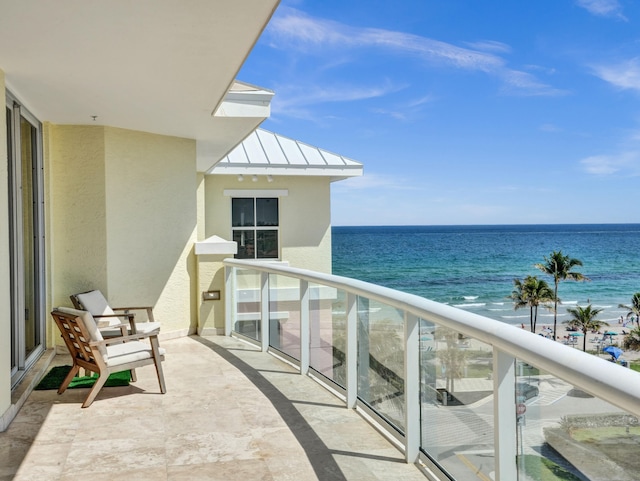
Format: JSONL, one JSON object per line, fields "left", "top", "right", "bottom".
{"left": 1, "top": 336, "right": 426, "bottom": 481}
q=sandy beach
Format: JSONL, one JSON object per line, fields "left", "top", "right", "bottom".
{"left": 524, "top": 322, "right": 640, "bottom": 362}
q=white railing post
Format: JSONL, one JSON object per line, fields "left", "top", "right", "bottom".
{"left": 346, "top": 292, "right": 358, "bottom": 409}
{"left": 494, "top": 349, "right": 517, "bottom": 480}
{"left": 300, "top": 279, "right": 310, "bottom": 375}
{"left": 224, "top": 266, "right": 234, "bottom": 336}
{"left": 260, "top": 271, "right": 269, "bottom": 352}
{"left": 404, "top": 312, "right": 420, "bottom": 463}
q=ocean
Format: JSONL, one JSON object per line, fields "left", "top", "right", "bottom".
{"left": 331, "top": 224, "right": 640, "bottom": 327}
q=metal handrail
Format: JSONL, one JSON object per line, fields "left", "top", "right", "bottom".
{"left": 224, "top": 258, "right": 640, "bottom": 417}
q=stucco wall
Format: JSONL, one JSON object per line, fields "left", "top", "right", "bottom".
{"left": 0, "top": 69, "right": 11, "bottom": 418}
{"left": 49, "top": 125, "right": 108, "bottom": 308}
{"left": 49, "top": 125, "right": 197, "bottom": 336}
{"left": 205, "top": 174, "right": 332, "bottom": 272}
{"left": 103, "top": 128, "right": 197, "bottom": 334}
{"left": 198, "top": 174, "right": 333, "bottom": 331}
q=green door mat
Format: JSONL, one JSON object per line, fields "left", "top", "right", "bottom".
{"left": 35, "top": 365, "right": 130, "bottom": 390}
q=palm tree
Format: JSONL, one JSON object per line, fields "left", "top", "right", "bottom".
{"left": 564, "top": 305, "right": 606, "bottom": 351}
{"left": 436, "top": 327, "right": 468, "bottom": 394}
{"left": 622, "top": 326, "right": 640, "bottom": 351}
{"left": 509, "top": 276, "right": 554, "bottom": 333}
{"left": 618, "top": 293, "right": 640, "bottom": 328}
{"left": 535, "top": 251, "right": 589, "bottom": 340}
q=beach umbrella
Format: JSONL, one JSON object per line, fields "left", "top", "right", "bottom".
{"left": 604, "top": 331, "right": 618, "bottom": 336}
{"left": 603, "top": 345, "right": 623, "bottom": 360}
{"left": 568, "top": 332, "right": 584, "bottom": 336}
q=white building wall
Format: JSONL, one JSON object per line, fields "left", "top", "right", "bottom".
{"left": 104, "top": 127, "right": 197, "bottom": 336}
{"left": 205, "top": 174, "right": 332, "bottom": 273}
{"left": 196, "top": 174, "right": 333, "bottom": 333}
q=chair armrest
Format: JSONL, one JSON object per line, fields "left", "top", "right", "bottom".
{"left": 91, "top": 330, "right": 160, "bottom": 346}
{"left": 111, "top": 306, "right": 155, "bottom": 322}
{"left": 112, "top": 306, "right": 152, "bottom": 312}
{"left": 94, "top": 313, "right": 135, "bottom": 319}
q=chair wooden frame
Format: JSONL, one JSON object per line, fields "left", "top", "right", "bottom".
{"left": 51, "top": 308, "right": 166, "bottom": 408}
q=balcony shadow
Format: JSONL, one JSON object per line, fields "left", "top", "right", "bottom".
{"left": 193, "top": 336, "right": 349, "bottom": 481}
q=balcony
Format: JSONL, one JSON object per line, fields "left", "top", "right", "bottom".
{"left": 3, "top": 336, "right": 426, "bottom": 480}
{"left": 222, "top": 259, "right": 640, "bottom": 480}
{"left": 4, "top": 260, "right": 640, "bottom": 480}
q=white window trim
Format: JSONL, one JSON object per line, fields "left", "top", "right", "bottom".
{"left": 224, "top": 189, "right": 288, "bottom": 198}
{"left": 231, "top": 197, "right": 280, "bottom": 260}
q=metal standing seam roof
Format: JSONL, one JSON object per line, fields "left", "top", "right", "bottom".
{"left": 208, "top": 128, "right": 363, "bottom": 180}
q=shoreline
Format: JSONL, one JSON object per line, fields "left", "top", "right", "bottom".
{"left": 522, "top": 322, "right": 640, "bottom": 361}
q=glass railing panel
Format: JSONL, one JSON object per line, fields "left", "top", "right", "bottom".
{"left": 420, "top": 321, "right": 495, "bottom": 480}
{"left": 309, "top": 285, "right": 346, "bottom": 387}
{"left": 515, "top": 361, "right": 639, "bottom": 481}
{"left": 357, "top": 297, "right": 405, "bottom": 431}
{"left": 268, "top": 274, "right": 301, "bottom": 360}
{"left": 233, "top": 268, "right": 261, "bottom": 341}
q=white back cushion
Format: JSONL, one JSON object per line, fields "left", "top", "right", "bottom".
{"left": 76, "top": 290, "right": 121, "bottom": 327}
{"left": 76, "top": 290, "right": 114, "bottom": 315}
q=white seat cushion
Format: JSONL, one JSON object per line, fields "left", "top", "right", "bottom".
{"left": 106, "top": 341, "right": 166, "bottom": 368}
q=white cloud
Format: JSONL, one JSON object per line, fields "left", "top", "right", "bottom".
{"left": 464, "top": 40, "right": 512, "bottom": 54}
{"left": 269, "top": 9, "right": 504, "bottom": 72}
{"left": 499, "top": 70, "right": 568, "bottom": 97}
{"left": 580, "top": 151, "right": 640, "bottom": 175}
{"left": 267, "top": 7, "right": 559, "bottom": 97}
{"left": 271, "top": 81, "right": 403, "bottom": 119}
{"left": 592, "top": 58, "right": 640, "bottom": 91}
{"left": 575, "top": 0, "right": 627, "bottom": 20}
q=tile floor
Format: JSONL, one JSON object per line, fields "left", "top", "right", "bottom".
{"left": 0, "top": 335, "right": 428, "bottom": 480}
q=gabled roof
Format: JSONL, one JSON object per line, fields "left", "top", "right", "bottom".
{"left": 208, "top": 128, "right": 363, "bottom": 181}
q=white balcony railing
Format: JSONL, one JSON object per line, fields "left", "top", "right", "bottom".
{"left": 224, "top": 259, "right": 640, "bottom": 481}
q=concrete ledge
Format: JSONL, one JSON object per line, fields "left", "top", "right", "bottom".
{"left": 544, "top": 425, "right": 635, "bottom": 481}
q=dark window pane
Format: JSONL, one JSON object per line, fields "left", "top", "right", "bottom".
{"left": 232, "top": 198, "right": 254, "bottom": 227}
{"left": 257, "top": 230, "right": 278, "bottom": 259}
{"left": 256, "top": 198, "right": 278, "bottom": 226}
{"left": 233, "top": 230, "right": 255, "bottom": 259}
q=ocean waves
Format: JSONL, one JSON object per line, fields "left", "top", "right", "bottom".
{"left": 332, "top": 223, "right": 640, "bottom": 327}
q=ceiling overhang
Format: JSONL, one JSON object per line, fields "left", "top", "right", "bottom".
{"left": 0, "top": 0, "right": 279, "bottom": 171}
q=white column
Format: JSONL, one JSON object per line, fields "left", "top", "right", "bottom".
{"left": 346, "top": 293, "right": 357, "bottom": 409}
{"left": 260, "top": 271, "right": 269, "bottom": 352}
{"left": 300, "top": 279, "right": 310, "bottom": 375}
{"left": 493, "top": 349, "right": 517, "bottom": 480}
{"left": 404, "top": 312, "right": 420, "bottom": 463}
{"left": 224, "top": 266, "right": 233, "bottom": 336}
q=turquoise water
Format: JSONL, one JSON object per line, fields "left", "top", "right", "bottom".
{"left": 331, "top": 224, "right": 640, "bottom": 326}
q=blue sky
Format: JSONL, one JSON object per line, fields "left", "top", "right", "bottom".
{"left": 238, "top": 0, "right": 640, "bottom": 226}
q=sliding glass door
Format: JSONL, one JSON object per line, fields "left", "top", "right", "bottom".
{"left": 6, "top": 92, "right": 45, "bottom": 386}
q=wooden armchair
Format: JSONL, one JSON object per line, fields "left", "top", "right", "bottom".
{"left": 51, "top": 307, "right": 166, "bottom": 408}
{"left": 70, "top": 289, "right": 161, "bottom": 336}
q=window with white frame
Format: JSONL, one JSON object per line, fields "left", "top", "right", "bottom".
{"left": 232, "top": 197, "right": 279, "bottom": 259}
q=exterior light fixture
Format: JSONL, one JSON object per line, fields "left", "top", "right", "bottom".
{"left": 237, "top": 174, "right": 244, "bottom": 182}
{"left": 267, "top": 175, "right": 273, "bottom": 183}
{"left": 252, "top": 175, "right": 258, "bottom": 182}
